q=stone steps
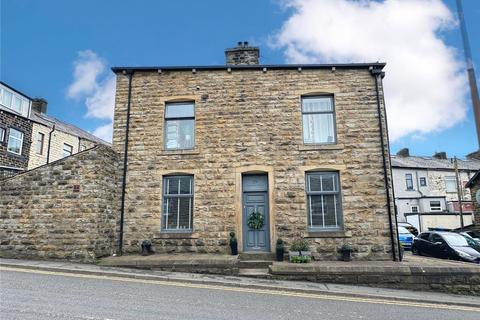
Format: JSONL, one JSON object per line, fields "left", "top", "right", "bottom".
{"left": 238, "top": 260, "right": 273, "bottom": 269}
{"left": 238, "top": 252, "right": 275, "bottom": 261}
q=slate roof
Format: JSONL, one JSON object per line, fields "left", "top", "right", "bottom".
{"left": 391, "top": 155, "right": 480, "bottom": 171}
{"left": 30, "top": 111, "right": 110, "bottom": 146}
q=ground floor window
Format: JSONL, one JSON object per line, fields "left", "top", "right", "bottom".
{"left": 162, "top": 175, "right": 193, "bottom": 231}
{"left": 429, "top": 201, "right": 442, "bottom": 212}
{"left": 306, "top": 172, "right": 343, "bottom": 230}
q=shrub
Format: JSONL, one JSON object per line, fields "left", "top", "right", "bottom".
{"left": 290, "top": 238, "right": 310, "bottom": 252}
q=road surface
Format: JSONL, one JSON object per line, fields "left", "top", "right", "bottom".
{"left": 1, "top": 268, "right": 479, "bottom": 320}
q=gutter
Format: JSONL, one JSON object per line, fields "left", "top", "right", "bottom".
{"left": 371, "top": 68, "right": 398, "bottom": 261}
{"left": 46, "top": 124, "right": 56, "bottom": 164}
{"left": 118, "top": 71, "right": 134, "bottom": 255}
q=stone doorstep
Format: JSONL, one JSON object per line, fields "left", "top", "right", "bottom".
{"left": 238, "top": 268, "right": 271, "bottom": 279}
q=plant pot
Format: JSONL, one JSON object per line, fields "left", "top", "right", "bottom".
{"left": 300, "top": 251, "right": 312, "bottom": 257}
{"left": 230, "top": 243, "right": 238, "bottom": 255}
{"left": 276, "top": 247, "right": 285, "bottom": 261}
{"left": 288, "top": 251, "right": 300, "bottom": 262}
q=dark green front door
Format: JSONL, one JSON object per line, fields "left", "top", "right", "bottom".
{"left": 242, "top": 175, "right": 269, "bottom": 252}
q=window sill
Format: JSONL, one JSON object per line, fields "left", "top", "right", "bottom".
{"left": 154, "top": 232, "right": 198, "bottom": 239}
{"left": 161, "top": 149, "right": 200, "bottom": 155}
{"left": 305, "top": 230, "right": 351, "bottom": 238}
{"left": 298, "top": 144, "right": 344, "bottom": 151}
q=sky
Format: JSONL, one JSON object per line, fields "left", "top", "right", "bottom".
{"left": 1, "top": 0, "right": 479, "bottom": 158}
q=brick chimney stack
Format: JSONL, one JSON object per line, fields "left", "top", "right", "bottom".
{"left": 225, "top": 41, "right": 259, "bottom": 65}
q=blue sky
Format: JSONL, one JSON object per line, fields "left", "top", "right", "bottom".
{"left": 1, "top": 0, "right": 479, "bottom": 158}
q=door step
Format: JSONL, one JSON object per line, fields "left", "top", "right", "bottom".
{"left": 239, "top": 252, "right": 275, "bottom": 261}
{"left": 238, "top": 260, "right": 273, "bottom": 269}
{"left": 238, "top": 268, "right": 271, "bottom": 278}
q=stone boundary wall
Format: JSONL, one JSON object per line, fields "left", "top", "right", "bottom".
{"left": 0, "top": 145, "right": 119, "bottom": 263}
{"left": 269, "top": 263, "right": 480, "bottom": 295}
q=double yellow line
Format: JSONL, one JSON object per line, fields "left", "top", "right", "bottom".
{"left": 1, "top": 266, "right": 479, "bottom": 313}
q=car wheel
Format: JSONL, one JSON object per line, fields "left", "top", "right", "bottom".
{"left": 412, "top": 247, "right": 419, "bottom": 255}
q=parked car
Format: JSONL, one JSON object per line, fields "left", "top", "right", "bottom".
{"left": 465, "top": 231, "right": 480, "bottom": 242}
{"left": 398, "top": 226, "right": 414, "bottom": 249}
{"left": 459, "top": 232, "right": 480, "bottom": 252}
{"left": 412, "top": 231, "right": 480, "bottom": 263}
{"left": 398, "top": 222, "right": 418, "bottom": 236}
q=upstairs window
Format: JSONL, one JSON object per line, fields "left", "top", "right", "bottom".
{"left": 36, "top": 132, "right": 45, "bottom": 155}
{"left": 419, "top": 177, "right": 427, "bottom": 187}
{"left": 445, "top": 176, "right": 457, "bottom": 193}
{"left": 0, "top": 84, "right": 30, "bottom": 117}
{"left": 162, "top": 175, "right": 194, "bottom": 231}
{"left": 164, "top": 102, "right": 195, "bottom": 150}
{"left": 63, "top": 143, "right": 73, "bottom": 158}
{"left": 7, "top": 128, "right": 23, "bottom": 155}
{"left": 306, "top": 172, "right": 343, "bottom": 230}
{"left": 405, "top": 174, "right": 414, "bottom": 190}
{"left": 302, "top": 96, "right": 336, "bottom": 144}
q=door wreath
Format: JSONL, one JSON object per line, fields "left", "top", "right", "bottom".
{"left": 247, "top": 211, "right": 264, "bottom": 230}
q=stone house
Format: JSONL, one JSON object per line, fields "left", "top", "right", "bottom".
{"left": 0, "top": 81, "right": 109, "bottom": 179}
{"left": 0, "top": 81, "right": 33, "bottom": 179}
{"left": 112, "top": 43, "right": 399, "bottom": 260}
{"left": 27, "top": 99, "right": 108, "bottom": 170}
{"left": 391, "top": 148, "right": 480, "bottom": 232}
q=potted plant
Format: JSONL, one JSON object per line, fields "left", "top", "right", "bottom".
{"left": 289, "top": 238, "right": 311, "bottom": 262}
{"left": 339, "top": 243, "right": 353, "bottom": 261}
{"left": 229, "top": 232, "right": 238, "bottom": 255}
{"left": 141, "top": 240, "right": 154, "bottom": 256}
{"left": 276, "top": 238, "right": 285, "bottom": 261}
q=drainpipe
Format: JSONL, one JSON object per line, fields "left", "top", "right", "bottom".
{"left": 118, "top": 70, "right": 134, "bottom": 256}
{"left": 46, "top": 124, "right": 55, "bottom": 164}
{"left": 371, "top": 67, "right": 398, "bottom": 261}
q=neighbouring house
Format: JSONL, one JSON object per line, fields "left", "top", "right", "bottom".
{"left": 27, "top": 99, "right": 108, "bottom": 170}
{"left": 466, "top": 170, "right": 480, "bottom": 230}
{"left": 0, "top": 81, "right": 109, "bottom": 179}
{"left": 391, "top": 148, "right": 480, "bottom": 232}
{"left": 111, "top": 42, "right": 400, "bottom": 260}
{"left": 0, "top": 81, "right": 33, "bottom": 179}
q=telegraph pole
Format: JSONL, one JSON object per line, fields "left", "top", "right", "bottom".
{"left": 454, "top": 157, "right": 465, "bottom": 231}
{"left": 456, "top": 0, "right": 480, "bottom": 148}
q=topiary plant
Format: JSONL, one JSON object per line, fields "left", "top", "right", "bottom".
{"left": 290, "top": 238, "right": 310, "bottom": 253}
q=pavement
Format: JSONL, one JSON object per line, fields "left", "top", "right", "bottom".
{"left": 1, "top": 258, "right": 479, "bottom": 309}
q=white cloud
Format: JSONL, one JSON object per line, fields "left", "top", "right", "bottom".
{"left": 272, "top": 0, "right": 467, "bottom": 141}
{"left": 67, "top": 50, "right": 115, "bottom": 142}
{"left": 92, "top": 122, "right": 113, "bottom": 142}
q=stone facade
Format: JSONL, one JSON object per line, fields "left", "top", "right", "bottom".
{"left": 27, "top": 122, "right": 97, "bottom": 170}
{"left": 0, "top": 145, "right": 119, "bottom": 262}
{"left": 0, "top": 109, "right": 33, "bottom": 179}
{"left": 466, "top": 172, "right": 480, "bottom": 227}
{"left": 112, "top": 61, "right": 398, "bottom": 260}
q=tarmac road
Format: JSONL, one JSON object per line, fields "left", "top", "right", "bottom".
{"left": 1, "top": 268, "right": 479, "bottom": 320}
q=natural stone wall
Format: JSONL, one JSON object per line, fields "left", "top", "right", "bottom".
{"left": 469, "top": 177, "right": 480, "bottom": 226}
{"left": 0, "top": 145, "right": 119, "bottom": 262}
{"left": 0, "top": 110, "right": 33, "bottom": 178}
{"left": 112, "top": 66, "right": 398, "bottom": 260}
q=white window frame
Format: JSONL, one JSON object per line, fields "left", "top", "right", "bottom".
{"left": 0, "top": 127, "right": 5, "bottom": 142}
{"left": 0, "top": 84, "right": 30, "bottom": 117}
{"left": 7, "top": 128, "right": 23, "bottom": 155}
{"left": 419, "top": 177, "right": 427, "bottom": 187}
{"left": 63, "top": 143, "right": 73, "bottom": 158}
{"left": 429, "top": 201, "right": 442, "bottom": 212}
{"left": 411, "top": 205, "right": 419, "bottom": 213}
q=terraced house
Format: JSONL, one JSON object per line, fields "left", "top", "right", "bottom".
{"left": 112, "top": 43, "right": 400, "bottom": 260}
